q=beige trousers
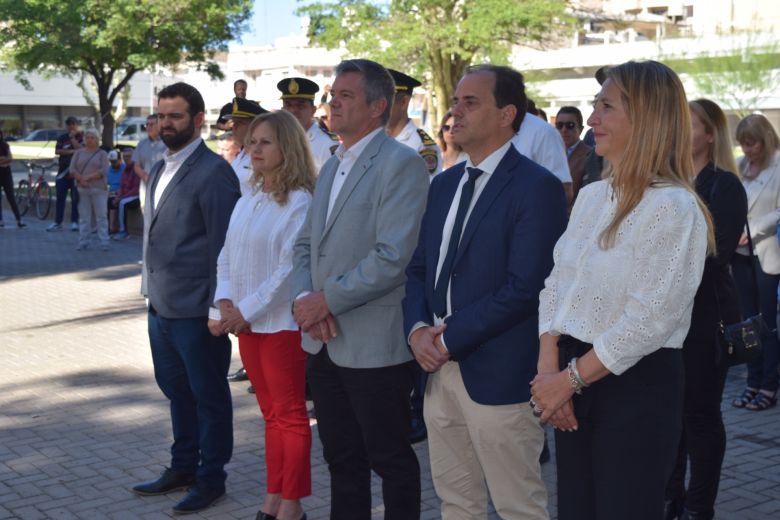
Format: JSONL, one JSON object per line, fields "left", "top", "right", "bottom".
{"left": 424, "top": 361, "right": 549, "bottom": 520}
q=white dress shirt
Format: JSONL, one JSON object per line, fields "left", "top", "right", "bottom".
{"left": 538, "top": 180, "right": 708, "bottom": 375}
{"left": 213, "top": 189, "right": 312, "bottom": 332}
{"left": 153, "top": 137, "right": 202, "bottom": 210}
{"left": 327, "top": 127, "right": 383, "bottom": 220}
{"left": 511, "top": 113, "right": 572, "bottom": 184}
{"left": 308, "top": 122, "right": 338, "bottom": 172}
{"left": 230, "top": 148, "right": 253, "bottom": 197}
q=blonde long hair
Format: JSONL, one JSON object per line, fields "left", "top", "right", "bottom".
{"left": 600, "top": 60, "right": 715, "bottom": 254}
{"left": 689, "top": 98, "right": 738, "bottom": 176}
{"left": 246, "top": 111, "right": 317, "bottom": 204}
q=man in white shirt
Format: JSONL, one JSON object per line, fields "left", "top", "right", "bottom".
{"left": 403, "top": 64, "right": 567, "bottom": 519}
{"left": 386, "top": 69, "right": 442, "bottom": 178}
{"left": 223, "top": 97, "right": 267, "bottom": 196}
{"left": 131, "top": 82, "right": 240, "bottom": 515}
{"left": 512, "top": 111, "right": 573, "bottom": 205}
{"left": 278, "top": 77, "right": 339, "bottom": 172}
{"left": 291, "top": 58, "right": 429, "bottom": 520}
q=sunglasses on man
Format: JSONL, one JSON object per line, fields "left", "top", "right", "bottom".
{"left": 555, "top": 121, "right": 578, "bottom": 130}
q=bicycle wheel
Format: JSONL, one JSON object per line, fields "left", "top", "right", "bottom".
{"left": 16, "top": 180, "right": 30, "bottom": 217}
{"left": 35, "top": 181, "right": 52, "bottom": 219}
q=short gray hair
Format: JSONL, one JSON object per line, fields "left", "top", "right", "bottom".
{"left": 83, "top": 128, "right": 100, "bottom": 142}
{"left": 335, "top": 59, "right": 395, "bottom": 125}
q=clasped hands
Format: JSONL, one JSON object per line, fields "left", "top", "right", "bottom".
{"left": 529, "top": 370, "right": 579, "bottom": 432}
{"left": 72, "top": 173, "right": 89, "bottom": 188}
{"left": 207, "top": 299, "right": 250, "bottom": 337}
{"left": 409, "top": 324, "right": 449, "bottom": 373}
{"left": 292, "top": 291, "right": 338, "bottom": 343}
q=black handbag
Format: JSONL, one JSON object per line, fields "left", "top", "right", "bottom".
{"left": 715, "top": 221, "right": 768, "bottom": 367}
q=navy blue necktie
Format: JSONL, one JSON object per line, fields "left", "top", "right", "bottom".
{"left": 432, "top": 167, "right": 484, "bottom": 319}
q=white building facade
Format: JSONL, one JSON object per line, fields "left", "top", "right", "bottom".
{"left": 515, "top": 0, "right": 780, "bottom": 129}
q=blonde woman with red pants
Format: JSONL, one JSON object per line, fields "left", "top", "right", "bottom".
{"left": 209, "top": 110, "right": 316, "bottom": 520}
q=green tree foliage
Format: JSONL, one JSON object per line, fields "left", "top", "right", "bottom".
{"left": 669, "top": 31, "right": 780, "bottom": 118}
{"left": 0, "top": 0, "right": 252, "bottom": 146}
{"left": 298, "top": 0, "right": 574, "bottom": 127}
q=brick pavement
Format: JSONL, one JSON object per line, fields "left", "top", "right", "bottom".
{"left": 1, "top": 215, "right": 779, "bottom": 519}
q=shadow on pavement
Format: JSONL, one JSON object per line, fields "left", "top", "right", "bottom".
{"left": 4, "top": 298, "right": 146, "bottom": 332}
{"left": 0, "top": 217, "right": 143, "bottom": 281}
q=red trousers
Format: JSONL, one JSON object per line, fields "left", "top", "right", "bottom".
{"left": 238, "top": 330, "right": 311, "bottom": 499}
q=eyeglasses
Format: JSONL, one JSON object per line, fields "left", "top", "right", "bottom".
{"left": 555, "top": 121, "right": 578, "bottom": 130}
{"left": 441, "top": 124, "right": 452, "bottom": 132}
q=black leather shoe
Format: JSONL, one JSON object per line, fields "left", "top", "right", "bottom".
{"left": 132, "top": 468, "right": 195, "bottom": 496}
{"left": 227, "top": 367, "right": 249, "bottom": 382}
{"left": 409, "top": 417, "right": 427, "bottom": 444}
{"left": 255, "top": 511, "right": 278, "bottom": 520}
{"left": 172, "top": 483, "right": 225, "bottom": 514}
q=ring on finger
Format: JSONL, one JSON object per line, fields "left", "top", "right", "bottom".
{"left": 532, "top": 405, "right": 543, "bottom": 418}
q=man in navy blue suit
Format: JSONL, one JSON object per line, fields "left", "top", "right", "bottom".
{"left": 403, "top": 65, "right": 567, "bottom": 519}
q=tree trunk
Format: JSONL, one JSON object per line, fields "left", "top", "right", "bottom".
{"left": 428, "top": 46, "right": 468, "bottom": 134}
{"left": 101, "top": 113, "right": 116, "bottom": 149}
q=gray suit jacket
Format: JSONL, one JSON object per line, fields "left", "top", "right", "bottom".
{"left": 144, "top": 141, "right": 240, "bottom": 318}
{"left": 291, "top": 130, "right": 430, "bottom": 368}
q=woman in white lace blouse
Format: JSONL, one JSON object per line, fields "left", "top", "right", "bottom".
{"left": 208, "top": 111, "right": 315, "bottom": 520}
{"left": 530, "top": 61, "right": 714, "bottom": 520}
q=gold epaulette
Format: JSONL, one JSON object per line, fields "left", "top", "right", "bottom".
{"left": 417, "top": 128, "right": 436, "bottom": 146}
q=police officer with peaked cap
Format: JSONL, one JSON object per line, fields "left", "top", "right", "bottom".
{"left": 277, "top": 77, "right": 339, "bottom": 172}
{"left": 224, "top": 97, "right": 268, "bottom": 197}
{"left": 386, "top": 69, "right": 442, "bottom": 179}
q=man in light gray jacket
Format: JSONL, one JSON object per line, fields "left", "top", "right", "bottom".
{"left": 291, "top": 59, "right": 429, "bottom": 520}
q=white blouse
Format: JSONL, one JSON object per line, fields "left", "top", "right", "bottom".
{"left": 539, "top": 180, "right": 708, "bottom": 375}
{"left": 213, "top": 188, "right": 311, "bottom": 333}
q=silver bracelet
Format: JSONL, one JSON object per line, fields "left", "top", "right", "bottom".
{"left": 567, "top": 357, "right": 588, "bottom": 394}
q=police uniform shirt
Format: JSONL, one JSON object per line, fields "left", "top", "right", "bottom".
{"left": 231, "top": 148, "right": 253, "bottom": 197}
{"left": 308, "top": 121, "right": 339, "bottom": 172}
{"left": 394, "top": 120, "right": 442, "bottom": 179}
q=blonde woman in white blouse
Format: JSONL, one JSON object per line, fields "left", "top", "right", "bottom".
{"left": 530, "top": 61, "right": 714, "bottom": 520}
{"left": 208, "top": 110, "right": 315, "bottom": 520}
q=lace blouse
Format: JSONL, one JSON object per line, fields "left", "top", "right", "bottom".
{"left": 213, "top": 188, "right": 311, "bottom": 333}
{"left": 539, "top": 180, "right": 708, "bottom": 375}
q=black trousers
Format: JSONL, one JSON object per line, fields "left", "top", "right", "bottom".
{"left": 0, "top": 168, "right": 21, "bottom": 221}
{"left": 306, "top": 347, "right": 421, "bottom": 520}
{"left": 665, "top": 337, "right": 728, "bottom": 517}
{"left": 555, "top": 338, "right": 683, "bottom": 520}
{"left": 731, "top": 254, "right": 780, "bottom": 392}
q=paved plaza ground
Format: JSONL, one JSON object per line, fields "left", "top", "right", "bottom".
{"left": 2, "top": 215, "right": 780, "bottom": 519}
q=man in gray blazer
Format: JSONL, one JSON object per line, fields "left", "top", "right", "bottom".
{"left": 291, "top": 59, "right": 429, "bottom": 520}
{"left": 131, "top": 82, "right": 240, "bottom": 515}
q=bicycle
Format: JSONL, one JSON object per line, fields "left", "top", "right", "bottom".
{"left": 16, "top": 161, "right": 56, "bottom": 219}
